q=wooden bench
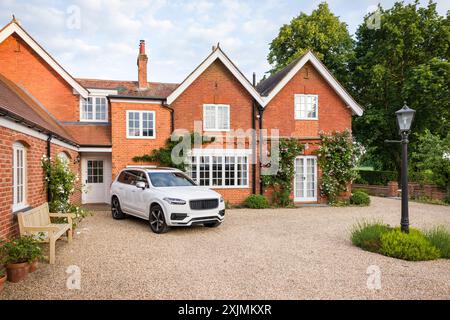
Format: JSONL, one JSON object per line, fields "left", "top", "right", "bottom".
{"left": 17, "top": 203, "right": 73, "bottom": 264}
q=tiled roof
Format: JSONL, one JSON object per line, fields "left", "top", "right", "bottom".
{"left": 76, "top": 78, "right": 179, "bottom": 99}
{"left": 0, "top": 73, "right": 77, "bottom": 144}
{"left": 256, "top": 56, "right": 302, "bottom": 97}
{"left": 62, "top": 123, "right": 111, "bottom": 147}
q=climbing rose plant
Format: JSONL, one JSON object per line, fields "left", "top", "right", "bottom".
{"left": 262, "top": 138, "right": 304, "bottom": 207}
{"left": 41, "top": 155, "right": 90, "bottom": 225}
{"left": 316, "top": 130, "right": 361, "bottom": 204}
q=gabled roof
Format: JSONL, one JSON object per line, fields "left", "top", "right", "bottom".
{"left": 76, "top": 78, "right": 178, "bottom": 99}
{"left": 258, "top": 51, "right": 363, "bottom": 116}
{"left": 0, "top": 73, "right": 77, "bottom": 145}
{"left": 167, "top": 46, "right": 264, "bottom": 105}
{"left": 0, "top": 19, "right": 89, "bottom": 98}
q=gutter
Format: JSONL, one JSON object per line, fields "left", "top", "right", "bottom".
{"left": 162, "top": 102, "right": 175, "bottom": 133}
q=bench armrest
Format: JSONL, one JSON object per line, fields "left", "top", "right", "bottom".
{"left": 49, "top": 213, "right": 74, "bottom": 224}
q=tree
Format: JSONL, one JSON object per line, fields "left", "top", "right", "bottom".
{"left": 350, "top": 1, "right": 449, "bottom": 171}
{"left": 267, "top": 2, "right": 353, "bottom": 83}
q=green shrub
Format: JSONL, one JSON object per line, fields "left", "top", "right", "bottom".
{"left": 244, "top": 194, "right": 270, "bottom": 209}
{"left": 380, "top": 228, "right": 440, "bottom": 261}
{"left": 350, "top": 190, "right": 370, "bottom": 206}
{"left": 444, "top": 195, "right": 450, "bottom": 204}
{"left": 351, "top": 220, "right": 391, "bottom": 253}
{"left": 0, "top": 235, "right": 43, "bottom": 265}
{"left": 425, "top": 226, "right": 450, "bottom": 258}
{"left": 357, "top": 170, "right": 398, "bottom": 185}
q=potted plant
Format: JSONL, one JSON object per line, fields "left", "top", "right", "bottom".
{"left": 0, "top": 235, "right": 42, "bottom": 283}
{"left": 0, "top": 267, "right": 6, "bottom": 292}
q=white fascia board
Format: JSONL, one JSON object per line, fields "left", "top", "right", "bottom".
{"left": 261, "top": 52, "right": 364, "bottom": 116}
{"left": 79, "top": 147, "right": 112, "bottom": 153}
{"left": 167, "top": 50, "right": 264, "bottom": 106}
{"left": 109, "top": 98, "right": 162, "bottom": 104}
{"left": 87, "top": 88, "right": 119, "bottom": 96}
{"left": 0, "top": 117, "right": 78, "bottom": 151}
{"left": 0, "top": 23, "right": 89, "bottom": 98}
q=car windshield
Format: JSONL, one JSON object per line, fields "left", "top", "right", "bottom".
{"left": 149, "top": 172, "right": 196, "bottom": 187}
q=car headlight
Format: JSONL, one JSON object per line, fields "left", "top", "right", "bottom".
{"left": 220, "top": 196, "right": 224, "bottom": 203}
{"left": 163, "top": 197, "right": 186, "bottom": 205}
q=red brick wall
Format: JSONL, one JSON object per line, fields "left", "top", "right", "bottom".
{"left": 262, "top": 62, "right": 353, "bottom": 203}
{"left": 0, "top": 34, "right": 80, "bottom": 121}
{"left": 170, "top": 60, "right": 257, "bottom": 204}
{"left": 110, "top": 101, "right": 172, "bottom": 179}
{"left": 262, "top": 62, "right": 352, "bottom": 137}
{"left": 0, "top": 125, "right": 81, "bottom": 240}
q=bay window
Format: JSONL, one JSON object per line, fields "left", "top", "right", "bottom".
{"left": 187, "top": 151, "right": 249, "bottom": 187}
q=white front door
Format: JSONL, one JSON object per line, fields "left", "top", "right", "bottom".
{"left": 294, "top": 156, "right": 317, "bottom": 202}
{"left": 82, "top": 154, "right": 111, "bottom": 204}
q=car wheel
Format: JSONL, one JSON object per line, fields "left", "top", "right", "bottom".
{"left": 149, "top": 204, "right": 169, "bottom": 234}
{"left": 111, "top": 197, "right": 126, "bottom": 220}
{"left": 204, "top": 221, "right": 222, "bottom": 228}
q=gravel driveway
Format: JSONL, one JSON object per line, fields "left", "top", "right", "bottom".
{"left": 1, "top": 197, "right": 449, "bottom": 300}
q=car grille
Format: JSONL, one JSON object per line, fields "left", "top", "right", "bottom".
{"left": 189, "top": 199, "right": 219, "bottom": 210}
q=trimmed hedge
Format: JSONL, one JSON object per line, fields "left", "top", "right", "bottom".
{"left": 380, "top": 228, "right": 440, "bottom": 261}
{"left": 244, "top": 194, "right": 270, "bottom": 209}
{"left": 356, "top": 170, "right": 398, "bottom": 185}
{"left": 350, "top": 190, "right": 370, "bottom": 206}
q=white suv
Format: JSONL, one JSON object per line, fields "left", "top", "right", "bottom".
{"left": 110, "top": 167, "right": 225, "bottom": 233}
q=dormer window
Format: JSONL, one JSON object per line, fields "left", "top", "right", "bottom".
{"left": 80, "top": 96, "right": 108, "bottom": 122}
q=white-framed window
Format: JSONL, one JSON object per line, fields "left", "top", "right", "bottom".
{"left": 80, "top": 96, "right": 108, "bottom": 122}
{"left": 57, "top": 152, "right": 70, "bottom": 165}
{"left": 126, "top": 110, "right": 156, "bottom": 139}
{"left": 294, "top": 94, "right": 318, "bottom": 120}
{"left": 12, "top": 142, "right": 27, "bottom": 211}
{"left": 203, "top": 104, "right": 230, "bottom": 131}
{"left": 187, "top": 150, "right": 249, "bottom": 188}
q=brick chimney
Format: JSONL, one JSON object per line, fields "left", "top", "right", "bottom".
{"left": 137, "top": 40, "right": 148, "bottom": 90}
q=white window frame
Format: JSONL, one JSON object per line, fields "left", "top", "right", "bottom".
{"left": 187, "top": 149, "right": 250, "bottom": 189}
{"left": 294, "top": 94, "right": 318, "bottom": 120}
{"left": 203, "top": 104, "right": 230, "bottom": 131}
{"left": 126, "top": 110, "right": 156, "bottom": 139}
{"left": 80, "top": 95, "right": 108, "bottom": 122}
{"left": 12, "top": 142, "right": 27, "bottom": 212}
{"left": 294, "top": 155, "right": 317, "bottom": 202}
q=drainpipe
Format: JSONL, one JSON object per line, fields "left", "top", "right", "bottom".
{"left": 251, "top": 72, "right": 257, "bottom": 195}
{"left": 162, "top": 102, "right": 174, "bottom": 133}
{"left": 258, "top": 106, "right": 264, "bottom": 195}
{"left": 46, "top": 134, "right": 52, "bottom": 202}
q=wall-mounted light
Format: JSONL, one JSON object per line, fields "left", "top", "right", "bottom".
{"left": 74, "top": 155, "right": 81, "bottom": 164}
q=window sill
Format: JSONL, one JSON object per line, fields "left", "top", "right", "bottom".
{"left": 12, "top": 204, "right": 30, "bottom": 214}
{"left": 294, "top": 118, "right": 318, "bottom": 121}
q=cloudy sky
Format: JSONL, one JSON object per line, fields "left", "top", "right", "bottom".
{"left": 0, "top": 0, "right": 448, "bottom": 84}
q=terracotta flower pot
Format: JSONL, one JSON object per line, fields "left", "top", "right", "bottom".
{"left": 6, "top": 262, "right": 29, "bottom": 283}
{"left": 28, "top": 259, "right": 39, "bottom": 273}
{"left": 0, "top": 274, "right": 6, "bottom": 292}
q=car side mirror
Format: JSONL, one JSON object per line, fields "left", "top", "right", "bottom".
{"left": 136, "top": 181, "right": 146, "bottom": 190}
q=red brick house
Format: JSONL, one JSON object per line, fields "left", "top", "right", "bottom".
{"left": 0, "top": 19, "right": 363, "bottom": 239}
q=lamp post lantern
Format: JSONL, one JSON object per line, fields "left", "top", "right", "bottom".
{"left": 395, "top": 102, "right": 415, "bottom": 233}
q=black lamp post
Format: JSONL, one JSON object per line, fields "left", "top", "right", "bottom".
{"left": 395, "top": 102, "right": 415, "bottom": 233}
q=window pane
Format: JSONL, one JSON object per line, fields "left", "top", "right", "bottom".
{"left": 142, "top": 112, "right": 154, "bottom": 137}
{"left": 128, "top": 112, "right": 140, "bottom": 137}
{"left": 225, "top": 156, "right": 235, "bottom": 186}
{"left": 95, "top": 97, "right": 107, "bottom": 120}
{"left": 204, "top": 105, "right": 216, "bottom": 130}
{"left": 199, "top": 156, "right": 210, "bottom": 186}
{"left": 82, "top": 97, "right": 94, "bottom": 120}
{"left": 212, "top": 156, "right": 223, "bottom": 186}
